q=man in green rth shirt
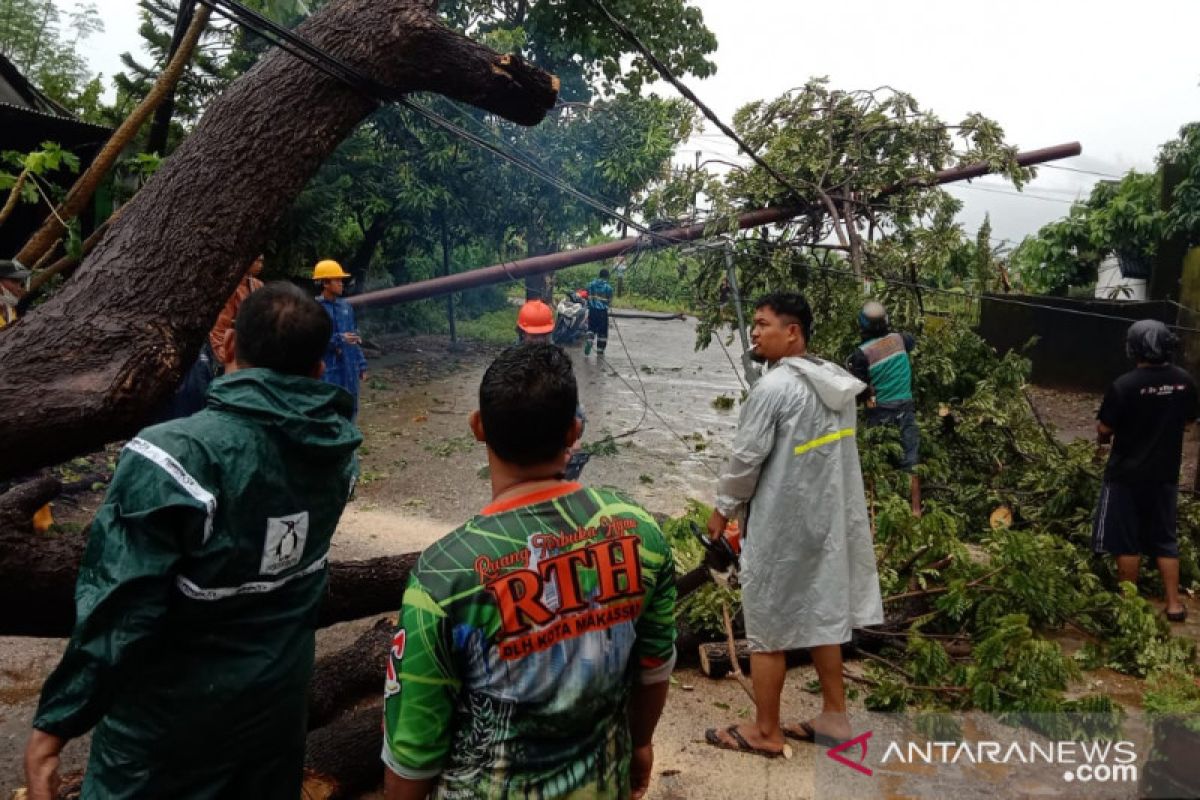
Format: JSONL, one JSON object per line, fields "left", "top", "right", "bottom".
{"left": 382, "top": 344, "right": 677, "bottom": 799}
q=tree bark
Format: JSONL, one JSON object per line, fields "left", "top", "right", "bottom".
{"left": 320, "top": 552, "right": 419, "bottom": 628}
{"left": 0, "top": 0, "right": 559, "bottom": 482}
{"left": 347, "top": 214, "right": 390, "bottom": 293}
{"left": 308, "top": 618, "right": 394, "bottom": 730}
{"left": 0, "top": 525, "right": 417, "bottom": 637}
{"left": 302, "top": 704, "right": 385, "bottom": 799}
{"left": 0, "top": 476, "right": 80, "bottom": 637}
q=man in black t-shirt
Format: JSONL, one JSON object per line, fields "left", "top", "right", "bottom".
{"left": 1093, "top": 319, "right": 1198, "bottom": 623}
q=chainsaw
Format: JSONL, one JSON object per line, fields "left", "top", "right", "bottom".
{"left": 675, "top": 520, "right": 741, "bottom": 600}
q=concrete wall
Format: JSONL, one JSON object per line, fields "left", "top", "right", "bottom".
{"left": 978, "top": 295, "right": 1177, "bottom": 392}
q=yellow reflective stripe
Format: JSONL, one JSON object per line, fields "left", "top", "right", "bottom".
{"left": 793, "top": 428, "right": 855, "bottom": 456}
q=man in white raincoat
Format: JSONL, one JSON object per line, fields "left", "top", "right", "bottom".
{"left": 705, "top": 292, "right": 884, "bottom": 757}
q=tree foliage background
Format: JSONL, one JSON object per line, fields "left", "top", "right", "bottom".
{"left": 1012, "top": 123, "right": 1200, "bottom": 296}
{"left": 1, "top": 0, "right": 1198, "bottom": 723}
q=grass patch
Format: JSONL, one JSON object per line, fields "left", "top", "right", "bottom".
{"left": 711, "top": 394, "right": 735, "bottom": 411}
{"left": 582, "top": 434, "right": 619, "bottom": 457}
{"left": 446, "top": 307, "right": 518, "bottom": 345}
{"left": 425, "top": 436, "right": 476, "bottom": 457}
{"left": 611, "top": 294, "right": 691, "bottom": 314}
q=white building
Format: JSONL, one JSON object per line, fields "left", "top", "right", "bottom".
{"left": 1094, "top": 252, "right": 1148, "bottom": 301}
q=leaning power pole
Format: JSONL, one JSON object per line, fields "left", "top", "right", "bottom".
{"left": 350, "top": 143, "right": 1083, "bottom": 310}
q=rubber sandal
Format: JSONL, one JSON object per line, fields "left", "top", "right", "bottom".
{"left": 783, "top": 720, "right": 850, "bottom": 748}
{"left": 704, "top": 725, "right": 786, "bottom": 759}
{"left": 1166, "top": 606, "right": 1188, "bottom": 623}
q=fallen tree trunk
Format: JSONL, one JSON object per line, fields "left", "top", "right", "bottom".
{"left": 303, "top": 704, "right": 385, "bottom": 799}
{"left": 320, "top": 553, "right": 418, "bottom": 628}
{"left": 0, "top": 0, "right": 559, "bottom": 483}
{"left": 308, "top": 618, "right": 393, "bottom": 730}
{"left": 0, "top": 510, "right": 417, "bottom": 637}
{"left": 0, "top": 476, "right": 78, "bottom": 637}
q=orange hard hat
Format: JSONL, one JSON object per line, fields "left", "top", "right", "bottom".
{"left": 517, "top": 300, "right": 555, "bottom": 334}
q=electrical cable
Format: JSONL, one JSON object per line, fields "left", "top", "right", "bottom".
{"left": 602, "top": 317, "right": 651, "bottom": 436}
{"left": 194, "top": 0, "right": 1185, "bottom": 495}
{"left": 605, "top": 249, "right": 651, "bottom": 437}
{"left": 200, "top": 0, "right": 676, "bottom": 242}
{"left": 711, "top": 327, "right": 749, "bottom": 393}
{"left": 1042, "top": 164, "right": 1124, "bottom": 180}
{"left": 596, "top": 344, "right": 725, "bottom": 481}
{"left": 584, "top": 0, "right": 813, "bottom": 206}
{"left": 208, "top": 1, "right": 1196, "bottom": 347}
{"left": 747, "top": 238, "right": 1200, "bottom": 334}
{"left": 949, "top": 184, "right": 1079, "bottom": 204}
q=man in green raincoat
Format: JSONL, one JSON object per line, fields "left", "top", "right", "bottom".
{"left": 24, "top": 283, "right": 362, "bottom": 799}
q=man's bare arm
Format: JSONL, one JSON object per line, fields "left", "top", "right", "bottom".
{"left": 384, "top": 771, "right": 435, "bottom": 800}
{"left": 628, "top": 679, "right": 670, "bottom": 799}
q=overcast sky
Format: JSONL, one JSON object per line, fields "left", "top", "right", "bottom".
{"left": 72, "top": 0, "right": 1199, "bottom": 245}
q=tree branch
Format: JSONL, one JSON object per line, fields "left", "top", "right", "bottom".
{"left": 0, "top": 0, "right": 559, "bottom": 480}
{"left": 14, "top": 5, "right": 214, "bottom": 267}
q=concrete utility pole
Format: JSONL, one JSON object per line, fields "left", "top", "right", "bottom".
{"left": 350, "top": 143, "right": 1083, "bottom": 310}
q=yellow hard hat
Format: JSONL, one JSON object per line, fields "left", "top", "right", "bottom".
{"left": 312, "top": 259, "right": 351, "bottom": 280}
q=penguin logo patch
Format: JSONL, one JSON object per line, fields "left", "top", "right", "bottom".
{"left": 261, "top": 512, "right": 309, "bottom": 575}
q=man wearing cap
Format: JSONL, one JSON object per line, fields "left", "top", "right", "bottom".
{"left": 1093, "top": 319, "right": 1197, "bottom": 623}
{"left": 847, "top": 300, "right": 921, "bottom": 516}
{"left": 313, "top": 259, "right": 367, "bottom": 422}
{"left": 0, "top": 258, "right": 31, "bottom": 328}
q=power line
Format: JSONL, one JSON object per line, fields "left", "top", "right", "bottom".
{"left": 584, "top": 0, "right": 813, "bottom": 206}
{"left": 200, "top": 0, "right": 680, "bottom": 248}
{"left": 1042, "top": 164, "right": 1124, "bottom": 180}
{"left": 748, "top": 239, "right": 1200, "bottom": 334}
{"left": 950, "top": 184, "right": 1080, "bottom": 204}
{"left": 401, "top": 99, "right": 659, "bottom": 238}
{"left": 208, "top": 0, "right": 1185, "bottom": 337}
{"left": 597, "top": 345, "right": 724, "bottom": 481}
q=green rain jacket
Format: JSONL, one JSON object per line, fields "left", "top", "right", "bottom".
{"left": 33, "top": 369, "right": 361, "bottom": 790}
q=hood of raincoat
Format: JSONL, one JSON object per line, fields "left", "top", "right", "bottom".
{"left": 777, "top": 356, "right": 866, "bottom": 412}
{"left": 206, "top": 368, "right": 361, "bottom": 459}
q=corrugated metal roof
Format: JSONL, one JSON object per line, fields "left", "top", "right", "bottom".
{"left": 0, "top": 102, "right": 112, "bottom": 141}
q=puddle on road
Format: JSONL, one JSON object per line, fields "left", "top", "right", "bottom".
{"left": 567, "top": 316, "right": 748, "bottom": 511}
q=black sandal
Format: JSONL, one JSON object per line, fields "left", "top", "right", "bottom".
{"left": 704, "top": 725, "right": 786, "bottom": 758}
{"left": 783, "top": 720, "right": 850, "bottom": 748}
{"left": 1166, "top": 606, "right": 1188, "bottom": 623}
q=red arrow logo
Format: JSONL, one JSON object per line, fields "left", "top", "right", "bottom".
{"left": 826, "top": 731, "right": 873, "bottom": 776}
